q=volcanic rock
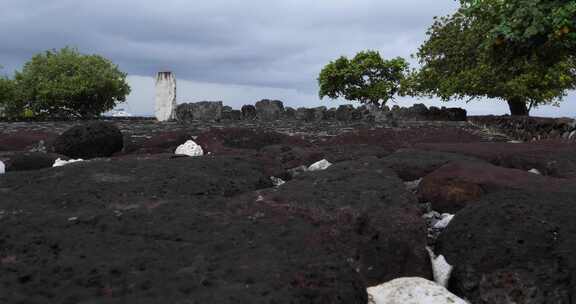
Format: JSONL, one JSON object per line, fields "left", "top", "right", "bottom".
{"left": 437, "top": 191, "right": 576, "bottom": 303}
{"left": 175, "top": 101, "right": 223, "bottom": 123}
{"left": 241, "top": 105, "right": 257, "bottom": 120}
{"left": 5, "top": 152, "right": 64, "bottom": 172}
{"left": 53, "top": 122, "right": 124, "bottom": 159}
{"left": 379, "top": 149, "right": 485, "bottom": 181}
{"left": 0, "top": 157, "right": 367, "bottom": 303}
{"left": 417, "top": 161, "right": 573, "bottom": 213}
{"left": 246, "top": 159, "right": 432, "bottom": 285}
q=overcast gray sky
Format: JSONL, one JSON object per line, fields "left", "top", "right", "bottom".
{"left": 1, "top": 0, "right": 574, "bottom": 117}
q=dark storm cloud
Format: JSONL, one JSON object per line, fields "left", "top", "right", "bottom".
{"left": 0, "top": 0, "right": 459, "bottom": 92}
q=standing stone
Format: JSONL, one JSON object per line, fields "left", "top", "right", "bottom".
{"left": 241, "top": 105, "right": 257, "bottom": 120}
{"left": 255, "top": 99, "right": 284, "bottom": 121}
{"left": 155, "top": 71, "right": 177, "bottom": 122}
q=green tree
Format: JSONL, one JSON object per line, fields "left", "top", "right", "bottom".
{"left": 14, "top": 47, "right": 131, "bottom": 119}
{"left": 318, "top": 51, "right": 409, "bottom": 107}
{"left": 411, "top": 1, "right": 576, "bottom": 116}
{"left": 0, "top": 67, "right": 18, "bottom": 118}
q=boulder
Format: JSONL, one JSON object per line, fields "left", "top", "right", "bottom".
{"left": 241, "top": 105, "right": 257, "bottom": 120}
{"left": 438, "top": 191, "right": 576, "bottom": 303}
{"left": 53, "top": 122, "right": 123, "bottom": 159}
{"left": 367, "top": 277, "right": 467, "bottom": 304}
{"left": 5, "top": 152, "right": 64, "bottom": 172}
{"left": 336, "top": 105, "right": 354, "bottom": 121}
{"left": 0, "top": 157, "right": 367, "bottom": 303}
{"left": 415, "top": 141, "right": 576, "bottom": 178}
{"left": 175, "top": 101, "right": 223, "bottom": 123}
{"left": 255, "top": 99, "right": 284, "bottom": 121}
{"left": 380, "top": 149, "right": 485, "bottom": 181}
{"left": 313, "top": 106, "right": 327, "bottom": 121}
{"left": 248, "top": 159, "right": 432, "bottom": 285}
{"left": 417, "top": 161, "right": 574, "bottom": 213}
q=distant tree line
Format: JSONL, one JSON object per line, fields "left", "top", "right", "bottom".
{"left": 318, "top": 0, "right": 576, "bottom": 116}
{"left": 0, "top": 47, "right": 130, "bottom": 120}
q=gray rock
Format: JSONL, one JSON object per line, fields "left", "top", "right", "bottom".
{"left": 175, "top": 101, "right": 223, "bottom": 123}
{"left": 255, "top": 99, "right": 284, "bottom": 121}
{"left": 241, "top": 105, "right": 257, "bottom": 120}
{"left": 336, "top": 105, "right": 354, "bottom": 121}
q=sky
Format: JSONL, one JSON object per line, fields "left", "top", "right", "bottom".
{"left": 0, "top": 0, "right": 574, "bottom": 117}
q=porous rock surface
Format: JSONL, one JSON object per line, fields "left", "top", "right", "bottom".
{"left": 438, "top": 191, "right": 576, "bottom": 304}
{"left": 53, "top": 121, "right": 124, "bottom": 159}
{"left": 241, "top": 159, "right": 433, "bottom": 285}
{"left": 2, "top": 116, "right": 576, "bottom": 302}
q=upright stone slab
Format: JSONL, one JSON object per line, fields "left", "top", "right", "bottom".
{"left": 255, "top": 99, "right": 284, "bottom": 121}
{"left": 155, "top": 71, "right": 177, "bottom": 122}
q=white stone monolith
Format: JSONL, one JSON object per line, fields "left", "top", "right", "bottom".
{"left": 155, "top": 71, "right": 177, "bottom": 121}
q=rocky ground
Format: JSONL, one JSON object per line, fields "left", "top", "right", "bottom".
{"left": 1, "top": 118, "right": 576, "bottom": 303}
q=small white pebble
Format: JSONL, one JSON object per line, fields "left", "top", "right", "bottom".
{"left": 68, "top": 217, "right": 78, "bottom": 222}
{"left": 433, "top": 214, "right": 455, "bottom": 230}
{"left": 0, "top": 160, "right": 5, "bottom": 174}
{"left": 528, "top": 168, "right": 541, "bottom": 175}
{"left": 270, "top": 176, "right": 286, "bottom": 187}
{"left": 308, "top": 159, "right": 332, "bottom": 171}
{"left": 53, "top": 158, "right": 84, "bottom": 167}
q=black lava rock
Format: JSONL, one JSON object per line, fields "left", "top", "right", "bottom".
{"left": 53, "top": 121, "right": 123, "bottom": 159}
{"left": 438, "top": 191, "right": 576, "bottom": 303}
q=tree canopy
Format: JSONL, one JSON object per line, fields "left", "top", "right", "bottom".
{"left": 318, "top": 51, "right": 409, "bottom": 107}
{"left": 12, "top": 47, "right": 130, "bottom": 119}
{"left": 410, "top": 0, "right": 576, "bottom": 116}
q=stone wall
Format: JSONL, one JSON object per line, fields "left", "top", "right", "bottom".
{"left": 469, "top": 115, "right": 576, "bottom": 142}
{"left": 174, "top": 100, "right": 467, "bottom": 124}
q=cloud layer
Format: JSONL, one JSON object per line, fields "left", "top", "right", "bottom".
{"left": 1, "top": 0, "right": 574, "bottom": 117}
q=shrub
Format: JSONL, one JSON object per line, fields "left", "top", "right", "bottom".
{"left": 14, "top": 47, "right": 131, "bottom": 119}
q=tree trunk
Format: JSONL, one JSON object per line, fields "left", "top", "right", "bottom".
{"left": 507, "top": 98, "right": 530, "bottom": 116}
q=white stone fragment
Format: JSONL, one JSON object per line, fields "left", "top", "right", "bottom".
{"left": 0, "top": 160, "right": 4, "bottom": 174}
{"left": 53, "top": 158, "right": 84, "bottom": 167}
{"left": 155, "top": 71, "right": 177, "bottom": 122}
{"left": 270, "top": 176, "right": 286, "bottom": 187}
{"left": 175, "top": 140, "right": 204, "bottom": 157}
{"left": 528, "top": 168, "right": 541, "bottom": 175}
{"left": 427, "top": 247, "right": 454, "bottom": 287}
{"left": 308, "top": 159, "right": 332, "bottom": 171}
{"left": 570, "top": 130, "right": 576, "bottom": 140}
{"left": 367, "top": 277, "right": 466, "bottom": 304}
{"left": 404, "top": 178, "right": 422, "bottom": 192}
{"left": 432, "top": 213, "right": 454, "bottom": 230}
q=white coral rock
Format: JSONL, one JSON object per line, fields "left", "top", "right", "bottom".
{"left": 0, "top": 160, "right": 4, "bottom": 174}
{"left": 53, "top": 158, "right": 84, "bottom": 167}
{"left": 433, "top": 213, "right": 454, "bottom": 230}
{"left": 270, "top": 176, "right": 286, "bottom": 187}
{"left": 528, "top": 168, "right": 541, "bottom": 175}
{"left": 367, "top": 277, "right": 466, "bottom": 304}
{"left": 308, "top": 159, "right": 332, "bottom": 171}
{"left": 427, "top": 247, "right": 454, "bottom": 287}
{"left": 175, "top": 140, "right": 204, "bottom": 157}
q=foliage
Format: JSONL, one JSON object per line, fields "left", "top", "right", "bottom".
{"left": 318, "top": 51, "right": 409, "bottom": 107}
{"left": 14, "top": 47, "right": 131, "bottom": 119}
{"left": 410, "top": 1, "right": 576, "bottom": 115}
{"left": 0, "top": 72, "right": 18, "bottom": 118}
